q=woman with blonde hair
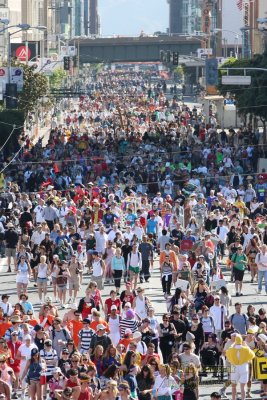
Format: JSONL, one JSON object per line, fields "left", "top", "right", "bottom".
{"left": 153, "top": 363, "right": 175, "bottom": 400}
{"left": 98, "top": 379, "right": 118, "bottom": 400}
{"left": 181, "top": 363, "right": 199, "bottom": 400}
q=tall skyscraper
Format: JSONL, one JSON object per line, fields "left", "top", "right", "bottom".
{"left": 169, "top": 0, "right": 183, "bottom": 34}
{"left": 89, "top": 0, "right": 99, "bottom": 35}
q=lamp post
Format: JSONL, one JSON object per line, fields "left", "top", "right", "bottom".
{"left": 0, "top": 23, "right": 47, "bottom": 82}
{"left": 212, "top": 28, "right": 240, "bottom": 58}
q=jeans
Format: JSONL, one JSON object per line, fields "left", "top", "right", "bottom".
{"left": 258, "top": 270, "right": 267, "bottom": 292}
{"left": 162, "top": 275, "right": 172, "bottom": 294}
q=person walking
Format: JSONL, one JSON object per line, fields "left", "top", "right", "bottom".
{"left": 139, "top": 235, "right": 153, "bottom": 284}
{"left": 35, "top": 255, "right": 49, "bottom": 304}
{"left": 4, "top": 222, "right": 19, "bottom": 273}
{"left": 256, "top": 244, "right": 267, "bottom": 294}
{"left": 111, "top": 248, "right": 126, "bottom": 295}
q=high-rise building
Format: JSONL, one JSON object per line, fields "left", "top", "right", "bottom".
{"left": 21, "top": 0, "right": 41, "bottom": 40}
{"left": 169, "top": 0, "right": 183, "bottom": 34}
{"left": 89, "top": 0, "right": 100, "bottom": 35}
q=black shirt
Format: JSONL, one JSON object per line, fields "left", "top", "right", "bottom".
{"left": 4, "top": 229, "right": 19, "bottom": 248}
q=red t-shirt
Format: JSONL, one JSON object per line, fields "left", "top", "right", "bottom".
{"left": 78, "top": 389, "right": 91, "bottom": 400}
{"left": 105, "top": 298, "right": 121, "bottom": 315}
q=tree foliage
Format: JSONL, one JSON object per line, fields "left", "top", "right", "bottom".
{"left": 17, "top": 63, "right": 51, "bottom": 114}
{"left": 0, "top": 110, "right": 25, "bottom": 155}
{"left": 49, "top": 67, "right": 67, "bottom": 89}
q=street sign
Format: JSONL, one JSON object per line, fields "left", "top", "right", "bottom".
{"left": 60, "top": 46, "right": 76, "bottom": 57}
{"left": 0, "top": 67, "right": 8, "bottom": 92}
{"left": 0, "top": 7, "right": 9, "bottom": 20}
{"left": 10, "top": 67, "right": 23, "bottom": 92}
{"left": 197, "top": 48, "right": 212, "bottom": 58}
{"left": 222, "top": 75, "right": 251, "bottom": 85}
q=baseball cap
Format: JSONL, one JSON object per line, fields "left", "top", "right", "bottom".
{"left": 97, "top": 324, "right": 105, "bottom": 331}
{"left": 111, "top": 305, "right": 117, "bottom": 310}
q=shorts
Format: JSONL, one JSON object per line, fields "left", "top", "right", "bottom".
{"left": 57, "top": 284, "right": 67, "bottom": 291}
{"left": 231, "top": 367, "right": 249, "bottom": 384}
{"left": 68, "top": 280, "right": 80, "bottom": 291}
{"left": 92, "top": 275, "right": 104, "bottom": 290}
{"left": 233, "top": 267, "right": 245, "bottom": 282}
{"left": 6, "top": 248, "right": 16, "bottom": 257}
{"left": 51, "top": 276, "right": 57, "bottom": 285}
{"left": 129, "top": 266, "right": 140, "bottom": 275}
{"left": 16, "top": 275, "right": 29, "bottom": 285}
{"left": 37, "top": 277, "right": 48, "bottom": 284}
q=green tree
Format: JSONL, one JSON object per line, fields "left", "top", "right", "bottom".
{"left": 0, "top": 110, "right": 25, "bottom": 155}
{"left": 18, "top": 63, "right": 51, "bottom": 114}
{"left": 217, "top": 52, "right": 267, "bottom": 142}
{"left": 49, "top": 67, "right": 67, "bottom": 89}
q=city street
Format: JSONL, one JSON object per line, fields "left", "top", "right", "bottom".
{"left": 0, "top": 256, "right": 264, "bottom": 399}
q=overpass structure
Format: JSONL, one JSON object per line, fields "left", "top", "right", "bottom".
{"left": 70, "top": 36, "right": 200, "bottom": 64}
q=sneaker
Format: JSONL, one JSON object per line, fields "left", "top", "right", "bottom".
{"left": 12, "top": 394, "right": 18, "bottom": 399}
{"left": 219, "top": 389, "right": 228, "bottom": 399}
{"left": 236, "top": 292, "right": 239, "bottom": 296}
{"left": 68, "top": 298, "right": 72, "bottom": 304}
{"left": 239, "top": 293, "right": 243, "bottom": 296}
{"left": 246, "top": 393, "right": 253, "bottom": 399}
{"left": 258, "top": 290, "right": 262, "bottom": 294}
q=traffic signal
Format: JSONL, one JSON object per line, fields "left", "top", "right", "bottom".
{"left": 166, "top": 50, "right": 171, "bottom": 63}
{"left": 64, "top": 56, "right": 71, "bottom": 71}
{"left": 205, "top": 58, "right": 218, "bottom": 86}
{"left": 160, "top": 50, "right": 165, "bottom": 62}
{"left": 173, "top": 52, "right": 179, "bottom": 66}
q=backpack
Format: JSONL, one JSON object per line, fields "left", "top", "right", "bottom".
{"left": 129, "top": 251, "right": 141, "bottom": 265}
{"left": 204, "top": 294, "right": 214, "bottom": 308}
{"left": 52, "top": 328, "right": 68, "bottom": 341}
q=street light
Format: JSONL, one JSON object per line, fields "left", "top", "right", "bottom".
{"left": 212, "top": 28, "right": 239, "bottom": 59}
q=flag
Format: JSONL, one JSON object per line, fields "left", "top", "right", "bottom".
{"left": 237, "top": 0, "right": 243, "bottom": 10}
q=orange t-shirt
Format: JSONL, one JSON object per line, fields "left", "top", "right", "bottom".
{"left": 0, "top": 322, "right": 12, "bottom": 338}
{"left": 90, "top": 319, "right": 109, "bottom": 333}
{"left": 68, "top": 320, "right": 83, "bottom": 347}
{"left": 119, "top": 337, "right": 133, "bottom": 350}
{"left": 40, "top": 315, "right": 54, "bottom": 329}
{"left": 28, "top": 318, "right": 39, "bottom": 327}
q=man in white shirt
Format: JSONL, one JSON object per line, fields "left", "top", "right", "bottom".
{"left": 210, "top": 296, "right": 227, "bottom": 338}
{"left": 31, "top": 225, "right": 46, "bottom": 249}
{"left": 213, "top": 220, "right": 229, "bottom": 260}
{"left": 95, "top": 226, "right": 108, "bottom": 254}
{"left": 33, "top": 198, "right": 45, "bottom": 224}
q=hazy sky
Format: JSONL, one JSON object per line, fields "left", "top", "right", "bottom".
{"left": 98, "top": 0, "right": 169, "bottom": 36}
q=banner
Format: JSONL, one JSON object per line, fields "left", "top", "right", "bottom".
{"left": 11, "top": 42, "right": 40, "bottom": 62}
{"left": 253, "top": 353, "right": 267, "bottom": 380}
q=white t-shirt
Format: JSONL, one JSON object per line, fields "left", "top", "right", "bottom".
{"left": 34, "top": 205, "right": 45, "bottom": 223}
{"left": 210, "top": 304, "right": 227, "bottom": 330}
{"left": 18, "top": 343, "right": 38, "bottom": 376}
{"left": 255, "top": 252, "right": 267, "bottom": 272}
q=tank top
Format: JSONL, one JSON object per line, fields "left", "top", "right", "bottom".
{"left": 28, "top": 361, "right": 42, "bottom": 380}
{"left": 37, "top": 263, "right": 48, "bottom": 278}
{"left": 18, "top": 262, "right": 28, "bottom": 275}
{"left": 108, "top": 315, "right": 120, "bottom": 333}
{"left": 135, "top": 296, "right": 147, "bottom": 319}
{"left": 162, "top": 262, "right": 173, "bottom": 276}
{"left": 92, "top": 260, "right": 103, "bottom": 277}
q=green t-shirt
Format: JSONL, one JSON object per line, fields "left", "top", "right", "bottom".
{"left": 231, "top": 253, "right": 248, "bottom": 271}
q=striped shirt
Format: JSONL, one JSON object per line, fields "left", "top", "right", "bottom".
{"left": 119, "top": 318, "right": 140, "bottom": 337}
{"left": 40, "top": 349, "right": 58, "bottom": 376}
{"left": 78, "top": 328, "right": 95, "bottom": 352}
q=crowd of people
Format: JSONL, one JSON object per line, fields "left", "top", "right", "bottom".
{"left": 0, "top": 67, "right": 266, "bottom": 400}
